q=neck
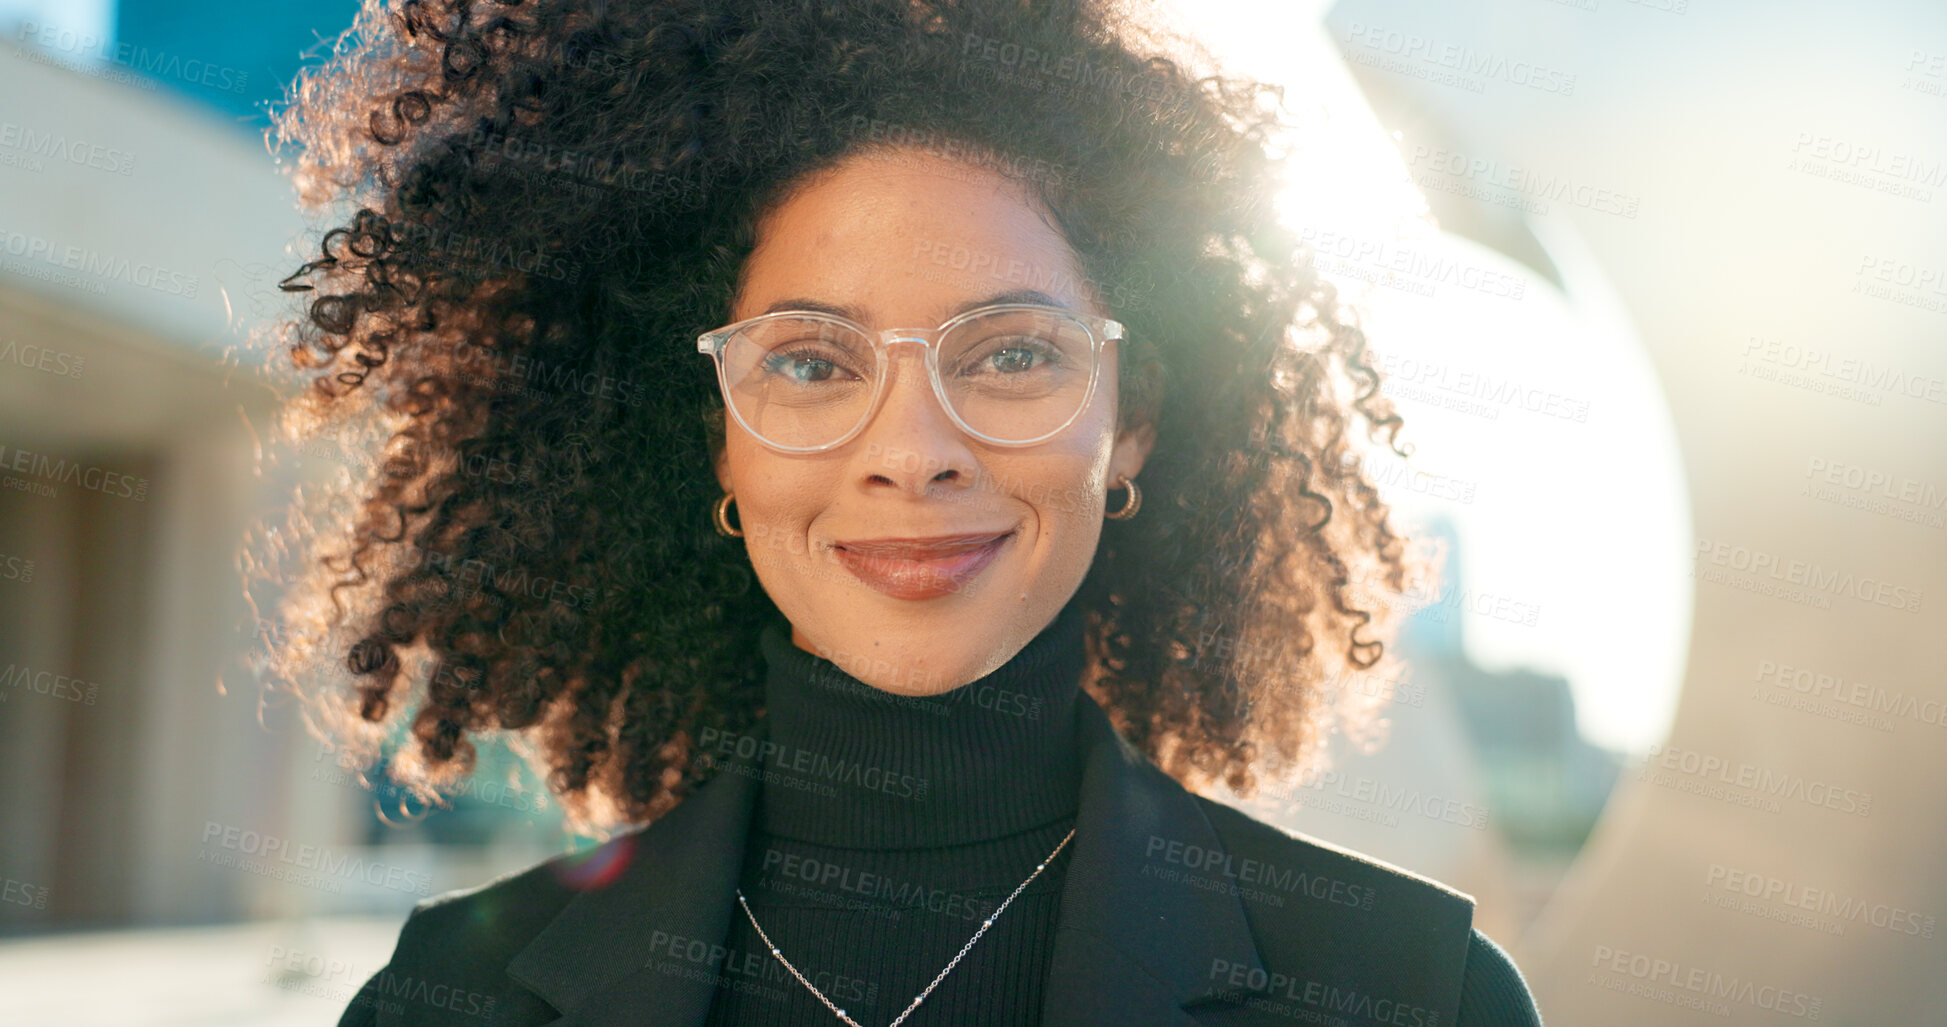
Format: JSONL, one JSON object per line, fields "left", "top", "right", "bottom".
{"left": 752, "top": 601, "right": 1089, "bottom": 849}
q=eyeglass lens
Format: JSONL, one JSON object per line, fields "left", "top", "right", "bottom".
{"left": 718, "top": 308, "right": 1096, "bottom": 448}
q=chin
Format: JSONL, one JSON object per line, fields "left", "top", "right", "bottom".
{"left": 818, "top": 614, "right": 1009, "bottom": 696}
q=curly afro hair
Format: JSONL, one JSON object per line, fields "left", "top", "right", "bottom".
{"left": 249, "top": 0, "right": 1431, "bottom": 837}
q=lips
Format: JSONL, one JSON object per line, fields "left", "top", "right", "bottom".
{"left": 831, "top": 531, "right": 1014, "bottom": 600}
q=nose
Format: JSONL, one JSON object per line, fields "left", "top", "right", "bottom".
{"left": 851, "top": 340, "right": 979, "bottom": 497}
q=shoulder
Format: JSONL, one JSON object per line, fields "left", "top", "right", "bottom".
{"left": 394, "top": 853, "right": 579, "bottom": 965}
{"left": 336, "top": 848, "right": 591, "bottom": 1027}
{"left": 1192, "top": 792, "right": 1475, "bottom": 924}
{"left": 1191, "top": 796, "right": 1542, "bottom": 1024}
{"left": 1457, "top": 928, "right": 1546, "bottom": 1026}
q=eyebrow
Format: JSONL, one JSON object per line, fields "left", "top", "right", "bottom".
{"left": 757, "top": 289, "right": 1073, "bottom": 323}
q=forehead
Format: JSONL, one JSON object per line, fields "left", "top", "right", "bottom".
{"left": 733, "top": 145, "right": 1099, "bottom": 324}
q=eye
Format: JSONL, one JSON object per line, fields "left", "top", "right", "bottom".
{"left": 960, "top": 336, "right": 1063, "bottom": 376}
{"left": 984, "top": 342, "right": 1049, "bottom": 374}
{"left": 758, "top": 344, "right": 864, "bottom": 383}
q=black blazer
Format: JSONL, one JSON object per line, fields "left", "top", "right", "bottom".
{"left": 338, "top": 692, "right": 1544, "bottom": 1026}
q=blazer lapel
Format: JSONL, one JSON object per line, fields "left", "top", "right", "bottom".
{"left": 498, "top": 693, "right": 1275, "bottom": 1027}
{"left": 501, "top": 729, "right": 764, "bottom": 1027}
{"left": 1036, "top": 695, "right": 1271, "bottom": 1026}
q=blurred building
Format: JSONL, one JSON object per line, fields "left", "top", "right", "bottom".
{"left": 1404, "top": 516, "right": 1625, "bottom": 924}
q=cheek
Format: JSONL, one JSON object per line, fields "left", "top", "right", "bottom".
{"left": 733, "top": 490, "right": 831, "bottom": 606}
{"left": 1046, "top": 501, "right": 1104, "bottom": 563}
{"left": 1042, "top": 432, "right": 1117, "bottom": 543}
{"left": 1013, "top": 449, "right": 1111, "bottom": 543}
{"left": 726, "top": 439, "right": 815, "bottom": 551}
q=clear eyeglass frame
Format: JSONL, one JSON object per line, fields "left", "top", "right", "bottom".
{"left": 695, "top": 301, "right": 1125, "bottom": 454}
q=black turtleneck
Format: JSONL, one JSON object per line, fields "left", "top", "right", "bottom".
{"left": 701, "top": 601, "right": 1090, "bottom": 1027}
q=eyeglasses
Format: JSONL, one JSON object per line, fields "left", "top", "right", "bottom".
{"left": 697, "top": 302, "right": 1123, "bottom": 453}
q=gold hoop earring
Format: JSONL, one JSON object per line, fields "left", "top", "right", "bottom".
{"left": 714, "top": 492, "right": 744, "bottom": 538}
{"left": 1106, "top": 474, "right": 1141, "bottom": 520}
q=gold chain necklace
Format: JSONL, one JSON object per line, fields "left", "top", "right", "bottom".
{"left": 734, "top": 826, "right": 1077, "bottom": 1027}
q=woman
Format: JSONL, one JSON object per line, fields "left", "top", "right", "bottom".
{"left": 258, "top": 0, "right": 1545, "bottom": 1024}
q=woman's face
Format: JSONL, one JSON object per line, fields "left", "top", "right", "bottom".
{"left": 715, "top": 144, "right": 1153, "bottom": 696}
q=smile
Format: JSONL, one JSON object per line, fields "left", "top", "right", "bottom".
{"left": 830, "top": 531, "right": 1014, "bottom": 600}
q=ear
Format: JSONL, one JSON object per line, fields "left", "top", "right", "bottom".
{"left": 1106, "top": 341, "right": 1163, "bottom": 484}
{"left": 1110, "top": 418, "right": 1156, "bottom": 484}
{"left": 712, "top": 435, "right": 733, "bottom": 495}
